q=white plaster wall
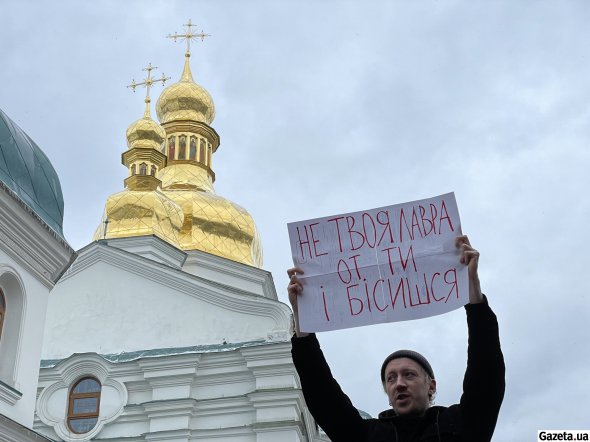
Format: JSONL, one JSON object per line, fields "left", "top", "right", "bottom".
{"left": 35, "top": 343, "right": 321, "bottom": 442}
{"left": 42, "top": 259, "right": 287, "bottom": 359}
{"left": 0, "top": 250, "right": 51, "bottom": 428}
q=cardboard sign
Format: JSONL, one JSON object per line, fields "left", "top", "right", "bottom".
{"left": 287, "top": 193, "right": 468, "bottom": 332}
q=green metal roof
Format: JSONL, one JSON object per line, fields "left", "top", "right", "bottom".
{"left": 40, "top": 339, "right": 271, "bottom": 368}
{"left": 0, "top": 108, "right": 64, "bottom": 237}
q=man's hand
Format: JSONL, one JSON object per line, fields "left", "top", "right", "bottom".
{"left": 455, "top": 235, "right": 484, "bottom": 304}
{"left": 287, "top": 267, "right": 309, "bottom": 337}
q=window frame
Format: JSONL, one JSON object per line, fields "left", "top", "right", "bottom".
{"left": 0, "top": 289, "right": 5, "bottom": 341}
{"left": 67, "top": 377, "right": 101, "bottom": 434}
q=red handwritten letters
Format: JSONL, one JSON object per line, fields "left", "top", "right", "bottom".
{"left": 288, "top": 193, "right": 468, "bottom": 332}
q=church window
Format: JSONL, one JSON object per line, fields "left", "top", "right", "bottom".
{"left": 207, "top": 142, "right": 212, "bottom": 166}
{"left": 189, "top": 136, "right": 197, "bottom": 159}
{"left": 0, "top": 289, "right": 5, "bottom": 341}
{"left": 179, "top": 135, "right": 187, "bottom": 160}
{"left": 67, "top": 377, "right": 101, "bottom": 434}
{"left": 199, "top": 138, "right": 206, "bottom": 164}
{"left": 139, "top": 163, "right": 147, "bottom": 175}
{"left": 150, "top": 165, "right": 156, "bottom": 176}
{"left": 131, "top": 164, "right": 136, "bottom": 176}
{"left": 168, "top": 136, "right": 176, "bottom": 160}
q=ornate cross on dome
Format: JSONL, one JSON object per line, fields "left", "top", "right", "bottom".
{"left": 127, "top": 63, "right": 170, "bottom": 104}
{"left": 166, "top": 19, "right": 210, "bottom": 56}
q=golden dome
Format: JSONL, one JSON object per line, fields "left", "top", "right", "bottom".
{"left": 156, "top": 54, "right": 215, "bottom": 125}
{"left": 93, "top": 188, "right": 184, "bottom": 247}
{"left": 126, "top": 111, "right": 166, "bottom": 150}
{"left": 163, "top": 186, "right": 263, "bottom": 267}
{"left": 159, "top": 163, "right": 214, "bottom": 193}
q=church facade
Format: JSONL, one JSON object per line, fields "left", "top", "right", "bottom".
{"left": 26, "top": 23, "right": 328, "bottom": 442}
{"left": 0, "top": 108, "right": 74, "bottom": 442}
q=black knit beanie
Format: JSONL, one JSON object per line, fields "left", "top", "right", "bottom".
{"left": 380, "top": 350, "right": 435, "bottom": 381}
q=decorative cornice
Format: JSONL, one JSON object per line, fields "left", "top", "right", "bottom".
{"left": 36, "top": 355, "right": 127, "bottom": 442}
{"left": 161, "top": 120, "right": 220, "bottom": 151}
{"left": 0, "top": 379, "right": 22, "bottom": 405}
{"left": 0, "top": 180, "right": 70, "bottom": 248}
{"left": 0, "top": 414, "right": 52, "bottom": 442}
{"left": 41, "top": 340, "right": 269, "bottom": 369}
{"left": 0, "top": 188, "right": 74, "bottom": 288}
{"left": 183, "top": 250, "right": 278, "bottom": 300}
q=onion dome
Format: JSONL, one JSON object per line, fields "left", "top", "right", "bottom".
{"left": 156, "top": 54, "right": 215, "bottom": 125}
{"left": 163, "top": 186, "right": 263, "bottom": 267}
{"left": 126, "top": 107, "right": 167, "bottom": 150}
{"left": 0, "top": 108, "right": 65, "bottom": 237}
{"left": 92, "top": 188, "right": 184, "bottom": 246}
{"left": 93, "top": 73, "right": 185, "bottom": 247}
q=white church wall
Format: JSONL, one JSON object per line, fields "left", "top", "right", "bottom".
{"left": 42, "top": 243, "right": 291, "bottom": 360}
{"left": 0, "top": 254, "right": 51, "bottom": 428}
{"left": 35, "top": 341, "right": 318, "bottom": 442}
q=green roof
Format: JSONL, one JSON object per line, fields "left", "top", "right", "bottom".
{"left": 0, "top": 108, "right": 64, "bottom": 237}
{"left": 40, "top": 339, "right": 270, "bottom": 368}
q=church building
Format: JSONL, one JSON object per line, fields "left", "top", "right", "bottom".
{"left": 0, "top": 107, "right": 75, "bottom": 442}
{"left": 28, "top": 22, "right": 327, "bottom": 442}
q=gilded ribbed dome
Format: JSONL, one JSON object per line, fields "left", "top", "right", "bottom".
{"left": 164, "top": 187, "right": 262, "bottom": 267}
{"left": 156, "top": 54, "right": 215, "bottom": 125}
{"left": 126, "top": 114, "right": 166, "bottom": 150}
{"left": 93, "top": 189, "right": 184, "bottom": 247}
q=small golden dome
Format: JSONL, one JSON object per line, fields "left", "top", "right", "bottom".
{"left": 126, "top": 114, "right": 166, "bottom": 150}
{"left": 93, "top": 188, "right": 184, "bottom": 248}
{"left": 156, "top": 55, "right": 215, "bottom": 125}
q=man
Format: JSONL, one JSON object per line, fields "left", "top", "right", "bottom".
{"left": 288, "top": 235, "right": 505, "bottom": 442}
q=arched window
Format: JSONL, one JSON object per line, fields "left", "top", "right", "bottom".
{"left": 189, "top": 136, "right": 197, "bottom": 160}
{"left": 150, "top": 165, "right": 156, "bottom": 176}
{"left": 139, "top": 163, "right": 147, "bottom": 175}
{"left": 199, "top": 139, "right": 206, "bottom": 164}
{"left": 168, "top": 136, "right": 176, "bottom": 160}
{"left": 0, "top": 289, "right": 5, "bottom": 342}
{"left": 178, "top": 135, "right": 187, "bottom": 160}
{"left": 68, "top": 377, "right": 101, "bottom": 434}
{"left": 131, "top": 164, "right": 136, "bottom": 176}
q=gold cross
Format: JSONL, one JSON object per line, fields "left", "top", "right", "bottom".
{"left": 127, "top": 63, "right": 170, "bottom": 102}
{"left": 166, "top": 19, "right": 211, "bottom": 55}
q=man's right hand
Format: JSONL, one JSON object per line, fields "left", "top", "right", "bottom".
{"left": 287, "top": 267, "right": 309, "bottom": 337}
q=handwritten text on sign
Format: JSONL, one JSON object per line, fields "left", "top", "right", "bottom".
{"left": 287, "top": 193, "right": 468, "bottom": 332}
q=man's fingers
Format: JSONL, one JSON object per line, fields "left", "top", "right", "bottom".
{"left": 460, "top": 250, "right": 480, "bottom": 268}
{"left": 287, "top": 267, "right": 304, "bottom": 278}
{"left": 455, "top": 234, "right": 471, "bottom": 248}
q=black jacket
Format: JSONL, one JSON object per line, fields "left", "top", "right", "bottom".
{"left": 291, "top": 300, "right": 505, "bottom": 442}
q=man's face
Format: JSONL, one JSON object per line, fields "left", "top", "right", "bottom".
{"left": 383, "top": 357, "right": 436, "bottom": 416}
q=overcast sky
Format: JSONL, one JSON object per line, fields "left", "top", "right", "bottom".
{"left": 1, "top": 1, "right": 589, "bottom": 440}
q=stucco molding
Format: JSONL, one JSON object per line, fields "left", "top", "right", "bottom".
{"left": 36, "top": 354, "right": 128, "bottom": 441}
{"left": 0, "top": 189, "right": 73, "bottom": 288}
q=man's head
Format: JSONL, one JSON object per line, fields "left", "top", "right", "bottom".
{"left": 381, "top": 350, "right": 436, "bottom": 416}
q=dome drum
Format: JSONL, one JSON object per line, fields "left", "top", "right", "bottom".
{"left": 165, "top": 160, "right": 216, "bottom": 181}
{"left": 122, "top": 149, "right": 167, "bottom": 169}
{"left": 161, "top": 121, "right": 220, "bottom": 152}
{"left": 124, "top": 175, "right": 161, "bottom": 191}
